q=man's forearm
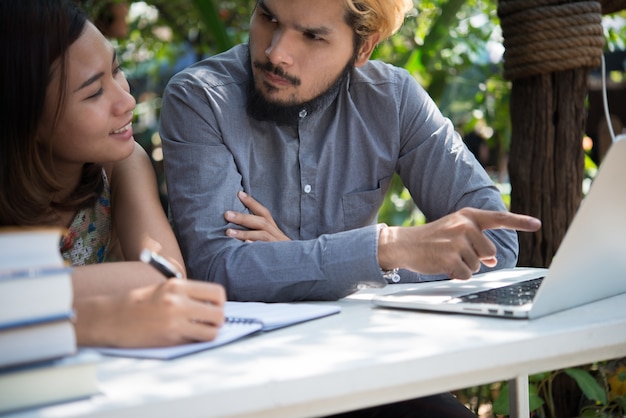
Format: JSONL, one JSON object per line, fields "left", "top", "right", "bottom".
{"left": 184, "top": 226, "right": 387, "bottom": 302}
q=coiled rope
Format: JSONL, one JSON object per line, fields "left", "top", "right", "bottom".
{"left": 498, "top": 0, "right": 611, "bottom": 80}
{"left": 600, "top": 0, "right": 626, "bottom": 13}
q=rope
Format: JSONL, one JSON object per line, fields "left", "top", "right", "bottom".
{"left": 600, "top": 0, "right": 626, "bottom": 14}
{"left": 498, "top": 0, "right": 605, "bottom": 80}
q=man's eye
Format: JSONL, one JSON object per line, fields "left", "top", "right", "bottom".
{"left": 261, "top": 12, "right": 277, "bottom": 23}
{"left": 304, "top": 32, "right": 323, "bottom": 42}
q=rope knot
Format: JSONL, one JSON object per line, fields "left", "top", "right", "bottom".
{"left": 498, "top": 0, "right": 605, "bottom": 80}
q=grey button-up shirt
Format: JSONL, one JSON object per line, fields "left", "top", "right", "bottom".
{"left": 160, "top": 44, "right": 518, "bottom": 302}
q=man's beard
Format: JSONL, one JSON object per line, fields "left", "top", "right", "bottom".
{"left": 246, "top": 61, "right": 353, "bottom": 126}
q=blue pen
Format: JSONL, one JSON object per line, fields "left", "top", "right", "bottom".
{"left": 140, "top": 248, "right": 183, "bottom": 279}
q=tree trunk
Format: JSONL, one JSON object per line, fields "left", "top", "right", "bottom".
{"left": 499, "top": 2, "right": 608, "bottom": 417}
{"left": 509, "top": 69, "right": 587, "bottom": 268}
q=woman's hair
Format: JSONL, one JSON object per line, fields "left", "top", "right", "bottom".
{"left": 0, "top": 0, "right": 103, "bottom": 226}
{"left": 343, "top": 0, "right": 413, "bottom": 50}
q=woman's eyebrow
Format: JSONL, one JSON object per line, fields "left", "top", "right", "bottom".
{"left": 74, "top": 71, "right": 104, "bottom": 93}
{"left": 73, "top": 50, "right": 117, "bottom": 93}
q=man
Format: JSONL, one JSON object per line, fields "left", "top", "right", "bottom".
{"left": 160, "top": 1, "right": 540, "bottom": 415}
{"left": 160, "top": 0, "right": 539, "bottom": 303}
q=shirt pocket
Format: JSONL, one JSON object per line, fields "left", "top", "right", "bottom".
{"left": 341, "top": 175, "right": 393, "bottom": 230}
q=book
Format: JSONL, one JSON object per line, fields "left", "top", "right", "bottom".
{"left": 0, "top": 228, "right": 76, "bottom": 370}
{"left": 90, "top": 301, "right": 341, "bottom": 360}
{"left": 0, "top": 350, "right": 101, "bottom": 414}
{"left": 0, "top": 315, "right": 76, "bottom": 369}
{"left": 0, "top": 227, "right": 66, "bottom": 271}
{"left": 0, "top": 267, "right": 73, "bottom": 326}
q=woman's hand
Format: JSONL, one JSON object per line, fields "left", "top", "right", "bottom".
{"left": 224, "top": 191, "right": 290, "bottom": 242}
{"left": 75, "top": 279, "right": 226, "bottom": 348}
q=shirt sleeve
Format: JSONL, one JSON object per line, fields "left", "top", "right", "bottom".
{"left": 159, "top": 77, "right": 387, "bottom": 302}
{"left": 394, "top": 72, "right": 519, "bottom": 281}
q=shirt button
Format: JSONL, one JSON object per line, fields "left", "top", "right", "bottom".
{"left": 299, "top": 109, "right": 308, "bottom": 118}
{"left": 304, "top": 184, "right": 312, "bottom": 193}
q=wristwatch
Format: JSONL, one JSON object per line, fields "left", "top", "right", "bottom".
{"left": 377, "top": 223, "right": 401, "bottom": 283}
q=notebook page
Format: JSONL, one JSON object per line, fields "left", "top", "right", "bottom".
{"left": 225, "top": 301, "right": 341, "bottom": 331}
{"left": 90, "top": 321, "right": 262, "bottom": 360}
{"left": 87, "top": 302, "right": 340, "bottom": 359}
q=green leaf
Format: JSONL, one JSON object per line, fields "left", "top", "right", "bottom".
{"left": 528, "top": 383, "right": 545, "bottom": 412}
{"left": 190, "top": 0, "right": 233, "bottom": 52}
{"left": 565, "top": 368, "right": 608, "bottom": 405}
{"left": 492, "top": 382, "right": 510, "bottom": 415}
{"left": 529, "top": 372, "right": 550, "bottom": 382}
{"left": 491, "top": 381, "right": 544, "bottom": 415}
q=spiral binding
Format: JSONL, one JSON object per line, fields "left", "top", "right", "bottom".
{"left": 226, "top": 316, "right": 260, "bottom": 325}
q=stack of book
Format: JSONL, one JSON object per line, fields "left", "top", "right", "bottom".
{"left": 0, "top": 228, "right": 100, "bottom": 414}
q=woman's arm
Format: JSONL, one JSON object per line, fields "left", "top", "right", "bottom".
{"left": 110, "top": 142, "right": 184, "bottom": 270}
{"left": 71, "top": 143, "right": 184, "bottom": 299}
{"left": 70, "top": 144, "right": 228, "bottom": 347}
{"left": 74, "top": 278, "right": 226, "bottom": 347}
{"left": 71, "top": 262, "right": 165, "bottom": 298}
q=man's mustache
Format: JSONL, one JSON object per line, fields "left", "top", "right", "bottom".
{"left": 253, "top": 61, "right": 301, "bottom": 86}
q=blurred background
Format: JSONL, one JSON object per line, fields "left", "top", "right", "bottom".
{"left": 80, "top": 0, "right": 625, "bottom": 227}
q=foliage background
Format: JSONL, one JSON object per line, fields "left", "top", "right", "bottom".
{"left": 99, "top": 0, "right": 625, "bottom": 226}
{"left": 84, "top": 1, "right": 626, "bottom": 416}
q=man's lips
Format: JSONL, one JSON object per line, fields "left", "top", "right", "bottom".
{"left": 264, "top": 70, "right": 292, "bottom": 86}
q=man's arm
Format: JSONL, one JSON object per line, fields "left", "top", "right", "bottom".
{"left": 225, "top": 193, "right": 540, "bottom": 282}
{"left": 378, "top": 208, "right": 541, "bottom": 280}
{"left": 391, "top": 71, "right": 527, "bottom": 280}
{"left": 159, "top": 76, "right": 387, "bottom": 302}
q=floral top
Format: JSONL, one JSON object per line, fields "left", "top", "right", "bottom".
{"left": 60, "top": 170, "right": 113, "bottom": 266}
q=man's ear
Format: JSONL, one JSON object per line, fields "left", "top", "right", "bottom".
{"left": 354, "top": 32, "right": 381, "bottom": 67}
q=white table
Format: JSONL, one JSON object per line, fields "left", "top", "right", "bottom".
{"left": 11, "top": 286, "right": 626, "bottom": 418}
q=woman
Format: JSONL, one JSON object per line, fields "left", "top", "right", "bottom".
{"left": 0, "top": 0, "right": 225, "bottom": 347}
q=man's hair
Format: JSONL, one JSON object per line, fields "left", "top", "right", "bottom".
{"left": 343, "top": 0, "right": 413, "bottom": 47}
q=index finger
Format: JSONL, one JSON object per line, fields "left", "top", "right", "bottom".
{"left": 171, "top": 279, "right": 227, "bottom": 306}
{"left": 469, "top": 209, "right": 542, "bottom": 232}
{"left": 238, "top": 191, "right": 270, "bottom": 218}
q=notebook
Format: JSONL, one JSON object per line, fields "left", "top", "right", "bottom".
{"left": 372, "top": 138, "right": 626, "bottom": 319}
{"left": 89, "top": 301, "right": 340, "bottom": 359}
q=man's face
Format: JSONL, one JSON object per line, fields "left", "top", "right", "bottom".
{"left": 248, "top": 0, "right": 357, "bottom": 107}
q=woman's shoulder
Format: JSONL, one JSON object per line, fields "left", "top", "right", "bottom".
{"left": 60, "top": 168, "right": 113, "bottom": 265}
{"left": 105, "top": 142, "right": 151, "bottom": 184}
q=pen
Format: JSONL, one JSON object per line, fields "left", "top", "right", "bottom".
{"left": 140, "top": 248, "right": 183, "bottom": 279}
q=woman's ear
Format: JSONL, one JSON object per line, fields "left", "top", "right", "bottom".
{"left": 354, "top": 32, "right": 381, "bottom": 67}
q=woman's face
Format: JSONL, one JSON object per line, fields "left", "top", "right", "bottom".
{"left": 38, "top": 22, "right": 136, "bottom": 170}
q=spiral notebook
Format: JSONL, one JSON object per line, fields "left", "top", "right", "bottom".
{"left": 89, "top": 302, "right": 340, "bottom": 359}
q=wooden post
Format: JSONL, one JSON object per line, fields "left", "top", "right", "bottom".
{"left": 508, "top": 71, "right": 587, "bottom": 267}
{"left": 498, "top": 1, "right": 609, "bottom": 416}
{"left": 498, "top": 0, "right": 604, "bottom": 268}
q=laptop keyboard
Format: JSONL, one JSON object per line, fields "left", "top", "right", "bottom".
{"left": 455, "top": 277, "right": 545, "bottom": 306}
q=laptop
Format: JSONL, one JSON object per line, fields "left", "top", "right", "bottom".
{"left": 372, "top": 138, "right": 626, "bottom": 319}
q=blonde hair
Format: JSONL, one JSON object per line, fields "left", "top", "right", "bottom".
{"left": 343, "top": 0, "right": 413, "bottom": 41}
